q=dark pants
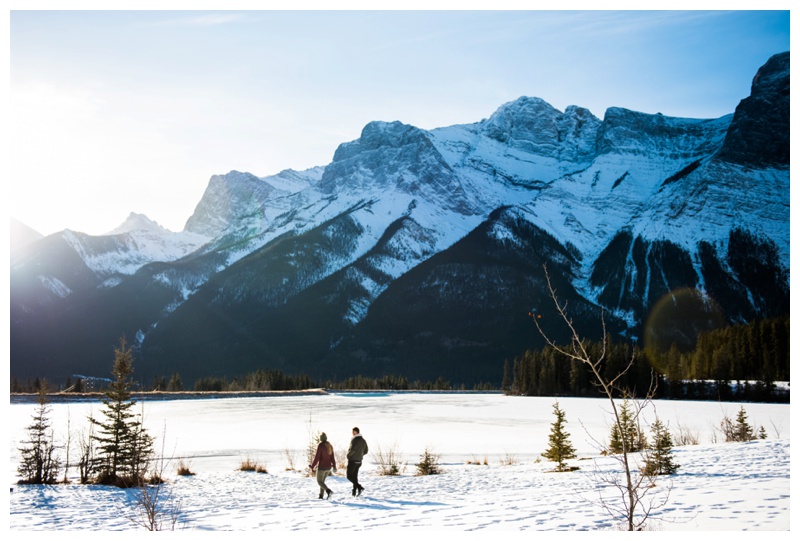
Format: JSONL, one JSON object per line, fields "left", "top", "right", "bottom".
{"left": 347, "top": 461, "right": 363, "bottom": 491}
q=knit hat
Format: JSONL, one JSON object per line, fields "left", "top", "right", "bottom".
{"left": 319, "top": 432, "right": 327, "bottom": 443}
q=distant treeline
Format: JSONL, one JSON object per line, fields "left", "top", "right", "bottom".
{"left": 11, "top": 370, "right": 495, "bottom": 395}
{"left": 191, "top": 372, "right": 495, "bottom": 392}
{"left": 650, "top": 315, "right": 789, "bottom": 382}
{"left": 11, "top": 316, "right": 788, "bottom": 403}
{"left": 506, "top": 315, "right": 789, "bottom": 403}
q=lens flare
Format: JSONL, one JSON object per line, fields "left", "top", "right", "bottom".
{"left": 644, "top": 287, "right": 726, "bottom": 371}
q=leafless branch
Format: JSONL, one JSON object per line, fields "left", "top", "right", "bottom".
{"left": 128, "top": 424, "right": 183, "bottom": 531}
{"left": 532, "top": 264, "right": 667, "bottom": 531}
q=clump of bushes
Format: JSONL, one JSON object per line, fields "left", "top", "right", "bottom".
{"left": 176, "top": 459, "right": 195, "bottom": 476}
{"left": 238, "top": 457, "right": 267, "bottom": 474}
{"left": 719, "top": 406, "right": 766, "bottom": 442}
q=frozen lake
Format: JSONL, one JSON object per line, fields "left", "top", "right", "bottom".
{"left": 9, "top": 391, "right": 790, "bottom": 480}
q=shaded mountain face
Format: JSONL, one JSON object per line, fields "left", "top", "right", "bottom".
{"left": 717, "top": 51, "right": 790, "bottom": 167}
{"left": 10, "top": 52, "right": 790, "bottom": 388}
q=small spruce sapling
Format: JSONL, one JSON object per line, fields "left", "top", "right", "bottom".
{"left": 720, "top": 406, "right": 757, "bottom": 442}
{"left": 415, "top": 447, "right": 442, "bottom": 476}
{"left": 608, "top": 399, "right": 646, "bottom": 454}
{"left": 542, "top": 400, "right": 578, "bottom": 472}
{"left": 642, "top": 418, "right": 680, "bottom": 476}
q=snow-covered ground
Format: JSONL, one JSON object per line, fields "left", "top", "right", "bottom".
{"left": 7, "top": 392, "right": 791, "bottom": 532}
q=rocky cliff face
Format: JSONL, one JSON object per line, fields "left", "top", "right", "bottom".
{"left": 10, "top": 52, "right": 790, "bottom": 387}
{"left": 717, "top": 51, "right": 790, "bottom": 167}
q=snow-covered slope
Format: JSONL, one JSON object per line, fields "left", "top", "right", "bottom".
{"left": 61, "top": 226, "right": 209, "bottom": 286}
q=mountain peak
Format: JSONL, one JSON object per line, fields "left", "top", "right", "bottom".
{"left": 183, "top": 170, "right": 279, "bottom": 237}
{"left": 717, "top": 51, "right": 789, "bottom": 167}
{"left": 481, "top": 96, "right": 601, "bottom": 162}
{"left": 108, "top": 212, "right": 169, "bottom": 235}
{"left": 330, "top": 120, "right": 423, "bottom": 164}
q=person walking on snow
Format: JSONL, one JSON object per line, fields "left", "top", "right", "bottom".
{"left": 346, "top": 426, "right": 369, "bottom": 496}
{"left": 310, "top": 432, "right": 336, "bottom": 499}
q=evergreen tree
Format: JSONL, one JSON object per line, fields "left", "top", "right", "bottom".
{"left": 642, "top": 418, "right": 680, "bottom": 476}
{"left": 733, "top": 406, "right": 756, "bottom": 442}
{"left": 17, "top": 383, "right": 61, "bottom": 484}
{"left": 608, "top": 400, "right": 646, "bottom": 454}
{"left": 719, "top": 406, "right": 757, "bottom": 442}
{"left": 512, "top": 354, "right": 526, "bottom": 395}
{"left": 89, "top": 336, "right": 154, "bottom": 487}
{"left": 150, "top": 376, "right": 167, "bottom": 391}
{"left": 167, "top": 372, "right": 183, "bottom": 392}
{"left": 569, "top": 357, "right": 591, "bottom": 396}
{"left": 415, "top": 447, "right": 442, "bottom": 475}
{"left": 541, "top": 401, "right": 577, "bottom": 472}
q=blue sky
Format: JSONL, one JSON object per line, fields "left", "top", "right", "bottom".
{"left": 6, "top": 7, "right": 792, "bottom": 237}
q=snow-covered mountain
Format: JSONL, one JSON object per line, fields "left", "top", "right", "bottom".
{"left": 10, "top": 52, "right": 789, "bottom": 387}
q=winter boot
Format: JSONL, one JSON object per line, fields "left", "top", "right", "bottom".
{"left": 326, "top": 488, "right": 333, "bottom": 500}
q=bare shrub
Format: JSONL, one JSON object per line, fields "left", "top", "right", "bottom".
{"left": 374, "top": 443, "right": 405, "bottom": 476}
{"left": 334, "top": 445, "right": 347, "bottom": 474}
{"left": 238, "top": 456, "right": 266, "bottom": 473}
{"left": 62, "top": 408, "right": 75, "bottom": 484}
{"left": 673, "top": 419, "right": 699, "bottom": 446}
{"left": 770, "top": 419, "right": 783, "bottom": 439}
{"left": 305, "top": 414, "right": 320, "bottom": 476}
{"left": 131, "top": 480, "right": 182, "bottom": 531}
{"left": 176, "top": 459, "right": 195, "bottom": 476}
{"left": 77, "top": 422, "right": 95, "bottom": 484}
{"left": 130, "top": 428, "right": 183, "bottom": 531}
{"left": 467, "top": 454, "right": 489, "bottom": 466}
{"left": 499, "top": 453, "right": 519, "bottom": 466}
{"left": 283, "top": 447, "right": 298, "bottom": 471}
{"left": 238, "top": 457, "right": 256, "bottom": 471}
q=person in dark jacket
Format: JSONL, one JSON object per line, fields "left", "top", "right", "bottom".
{"left": 310, "top": 432, "right": 336, "bottom": 499}
{"left": 346, "top": 426, "right": 368, "bottom": 496}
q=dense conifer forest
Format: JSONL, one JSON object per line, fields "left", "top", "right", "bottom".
{"left": 506, "top": 316, "right": 789, "bottom": 403}
{"left": 11, "top": 316, "right": 788, "bottom": 403}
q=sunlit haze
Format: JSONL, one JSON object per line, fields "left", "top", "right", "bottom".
{"left": 5, "top": 5, "right": 792, "bottom": 237}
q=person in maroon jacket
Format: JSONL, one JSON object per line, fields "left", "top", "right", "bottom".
{"left": 310, "top": 432, "right": 337, "bottom": 499}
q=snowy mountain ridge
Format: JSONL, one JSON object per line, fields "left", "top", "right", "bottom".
{"left": 10, "top": 52, "right": 790, "bottom": 386}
